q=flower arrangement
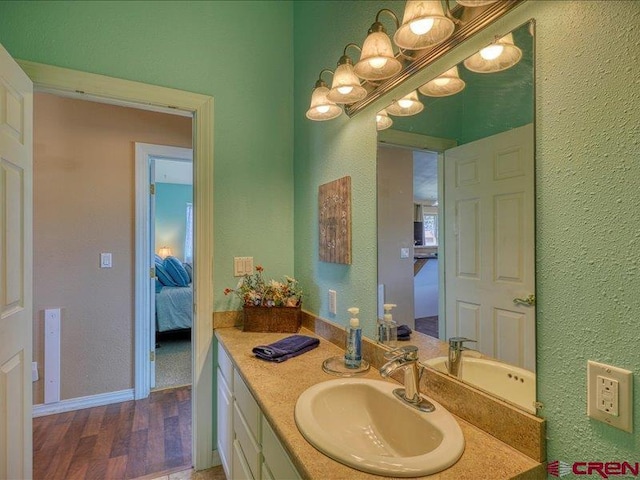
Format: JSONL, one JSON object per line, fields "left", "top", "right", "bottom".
{"left": 224, "top": 265, "right": 302, "bottom": 308}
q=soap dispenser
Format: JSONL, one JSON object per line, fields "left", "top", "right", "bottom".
{"left": 379, "top": 303, "right": 398, "bottom": 348}
{"left": 344, "top": 307, "right": 362, "bottom": 369}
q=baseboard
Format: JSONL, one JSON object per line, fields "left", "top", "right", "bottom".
{"left": 32, "top": 388, "right": 134, "bottom": 417}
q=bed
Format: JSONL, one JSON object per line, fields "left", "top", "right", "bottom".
{"left": 155, "top": 256, "right": 193, "bottom": 333}
{"left": 156, "top": 285, "right": 192, "bottom": 332}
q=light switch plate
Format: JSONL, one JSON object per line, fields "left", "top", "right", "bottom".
{"left": 587, "top": 360, "right": 633, "bottom": 432}
{"left": 100, "top": 252, "right": 112, "bottom": 268}
{"left": 329, "top": 289, "right": 337, "bottom": 315}
{"left": 400, "top": 248, "right": 410, "bottom": 259}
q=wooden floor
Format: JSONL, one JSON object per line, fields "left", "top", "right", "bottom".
{"left": 33, "top": 386, "right": 192, "bottom": 480}
{"left": 415, "top": 315, "right": 439, "bottom": 338}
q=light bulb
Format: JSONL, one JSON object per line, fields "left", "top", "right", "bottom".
{"left": 480, "top": 44, "right": 504, "bottom": 60}
{"left": 337, "top": 86, "right": 354, "bottom": 95}
{"left": 398, "top": 99, "right": 414, "bottom": 109}
{"left": 409, "top": 18, "right": 435, "bottom": 35}
{"left": 316, "top": 105, "right": 330, "bottom": 114}
{"left": 376, "top": 114, "right": 383, "bottom": 122}
{"left": 434, "top": 77, "right": 450, "bottom": 86}
{"left": 368, "top": 57, "right": 388, "bottom": 69}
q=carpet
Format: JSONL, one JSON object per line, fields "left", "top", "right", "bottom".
{"left": 155, "top": 337, "right": 192, "bottom": 390}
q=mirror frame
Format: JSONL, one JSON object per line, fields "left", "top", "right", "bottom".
{"left": 345, "top": 0, "right": 527, "bottom": 117}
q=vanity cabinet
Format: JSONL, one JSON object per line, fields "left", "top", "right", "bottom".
{"left": 217, "top": 345, "right": 302, "bottom": 480}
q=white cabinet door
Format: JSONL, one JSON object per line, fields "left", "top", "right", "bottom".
{"left": 0, "top": 42, "right": 33, "bottom": 480}
{"left": 444, "top": 124, "right": 535, "bottom": 371}
{"left": 216, "top": 369, "right": 233, "bottom": 479}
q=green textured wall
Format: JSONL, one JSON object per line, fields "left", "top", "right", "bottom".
{"left": 294, "top": 0, "right": 640, "bottom": 461}
{"left": 155, "top": 183, "right": 192, "bottom": 261}
{"left": 0, "top": 0, "right": 295, "bottom": 311}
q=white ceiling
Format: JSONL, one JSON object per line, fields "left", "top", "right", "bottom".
{"left": 413, "top": 150, "right": 438, "bottom": 203}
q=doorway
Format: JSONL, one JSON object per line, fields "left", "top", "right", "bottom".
{"left": 22, "top": 59, "right": 214, "bottom": 471}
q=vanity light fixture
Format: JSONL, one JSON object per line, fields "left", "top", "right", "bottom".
{"left": 463, "top": 32, "right": 522, "bottom": 73}
{"left": 386, "top": 90, "right": 424, "bottom": 116}
{"left": 306, "top": 69, "right": 343, "bottom": 121}
{"left": 353, "top": 9, "right": 403, "bottom": 81}
{"left": 376, "top": 109, "right": 393, "bottom": 130}
{"left": 327, "top": 44, "right": 367, "bottom": 104}
{"left": 418, "top": 65, "right": 466, "bottom": 97}
{"left": 394, "top": 1, "right": 455, "bottom": 51}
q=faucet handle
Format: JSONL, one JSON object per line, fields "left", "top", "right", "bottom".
{"left": 384, "top": 345, "right": 419, "bottom": 360}
{"left": 448, "top": 337, "right": 476, "bottom": 349}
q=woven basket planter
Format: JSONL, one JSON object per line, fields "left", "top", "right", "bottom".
{"left": 242, "top": 305, "right": 302, "bottom": 333}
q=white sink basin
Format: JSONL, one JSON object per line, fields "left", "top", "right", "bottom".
{"left": 425, "top": 356, "right": 536, "bottom": 413}
{"left": 294, "top": 378, "right": 464, "bottom": 477}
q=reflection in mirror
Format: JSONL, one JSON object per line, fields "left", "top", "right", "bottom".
{"left": 376, "top": 21, "right": 536, "bottom": 413}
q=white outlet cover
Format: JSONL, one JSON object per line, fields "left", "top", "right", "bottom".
{"left": 587, "top": 360, "right": 633, "bottom": 432}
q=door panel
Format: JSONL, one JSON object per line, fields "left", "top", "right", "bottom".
{"left": 0, "top": 42, "right": 33, "bottom": 480}
{"left": 445, "top": 124, "right": 534, "bottom": 371}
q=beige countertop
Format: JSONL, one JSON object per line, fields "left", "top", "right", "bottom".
{"left": 215, "top": 327, "right": 543, "bottom": 480}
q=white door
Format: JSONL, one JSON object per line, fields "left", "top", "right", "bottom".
{"left": 0, "top": 43, "right": 33, "bottom": 479}
{"left": 444, "top": 124, "right": 535, "bottom": 371}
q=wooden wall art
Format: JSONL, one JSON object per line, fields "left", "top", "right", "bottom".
{"left": 318, "top": 176, "right": 352, "bottom": 264}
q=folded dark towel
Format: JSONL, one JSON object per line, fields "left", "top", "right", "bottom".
{"left": 397, "top": 324, "right": 412, "bottom": 341}
{"left": 252, "top": 335, "right": 320, "bottom": 363}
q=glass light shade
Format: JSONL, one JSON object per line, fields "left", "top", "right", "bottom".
{"left": 158, "top": 246, "right": 172, "bottom": 258}
{"left": 385, "top": 91, "right": 424, "bottom": 116}
{"left": 418, "top": 66, "right": 466, "bottom": 97}
{"left": 456, "top": 0, "right": 499, "bottom": 6}
{"left": 376, "top": 109, "right": 393, "bottom": 130}
{"left": 306, "top": 85, "right": 342, "bottom": 121}
{"left": 354, "top": 30, "right": 402, "bottom": 81}
{"left": 463, "top": 33, "right": 522, "bottom": 73}
{"left": 394, "top": 1, "right": 455, "bottom": 50}
{"left": 327, "top": 63, "right": 367, "bottom": 104}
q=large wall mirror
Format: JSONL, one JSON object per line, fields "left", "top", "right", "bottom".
{"left": 374, "top": 20, "right": 536, "bottom": 414}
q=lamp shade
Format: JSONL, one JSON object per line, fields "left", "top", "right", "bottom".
{"left": 327, "top": 58, "right": 367, "bottom": 104}
{"left": 306, "top": 80, "right": 342, "bottom": 121}
{"left": 463, "top": 33, "right": 522, "bottom": 73}
{"left": 394, "top": 1, "right": 455, "bottom": 50}
{"left": 158, "top": 246, "right": 172, "bottom": 258}
{"left": 386, "top": 91, "right": 424, "bottom": 116}
{"left": 418, "top": 66, "right": 466, "bottom": 97}
{"left": 354, "top": 27, "right": 402, "bottom": 81}
{"left": 376, "top": 109, "right": 393, "bottom": 130}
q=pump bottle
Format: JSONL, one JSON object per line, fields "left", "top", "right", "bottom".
{"left": 345, "top": 307, "right": 362, "bottom": 368}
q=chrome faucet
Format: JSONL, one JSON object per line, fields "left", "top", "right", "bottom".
{"left": 379, "top": 345, "right": 435, "bottom": 412}
{"left": 448, "top": 337, "right": 476, "bottom": 378}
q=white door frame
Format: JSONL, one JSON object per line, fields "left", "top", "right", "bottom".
{"left": 18, "top": 60, "right": 215, "bottom": 470}
{"left": 135, "top": 143, "right": 193, "bottom": 398}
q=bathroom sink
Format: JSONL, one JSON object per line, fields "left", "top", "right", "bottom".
{"left": 425, "top": 356, "right": 536, "bottom": 413}
{"left": 294, "top": 378, "right": 464, "bottom": 477}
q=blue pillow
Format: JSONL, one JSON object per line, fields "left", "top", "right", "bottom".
{"left": 155, "top": 261, "right": 177, "bottom": 287}
{"left": 164, "top": 256, "right": 190, "bottom": 287}
{"left": 155, "top": 254, "right": 163, "bottom": 264}
{"left": 183, "top": 262, "right": 193, "bottom": 283}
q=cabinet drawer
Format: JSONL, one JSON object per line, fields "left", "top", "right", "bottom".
{"left": 261, "top": 416, "right": 302, "bottom": 480}
{"left": 234, "top": 369, "right": 260, "bottom": 439}
{"left": 232, "top": 439, "right": 254, "bottom": 480}
{"left": 234, "top": 401, "right": 260, "bottom": 479}
{"left": 217, "top": 344, "right": 234, "bottom": 387}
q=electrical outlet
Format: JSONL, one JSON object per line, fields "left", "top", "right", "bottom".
{"left": 587, "top": 360, "right": 633, "bottom": 432}
{"left": 328, "top": 289, "right": 337, "bottom": 315}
